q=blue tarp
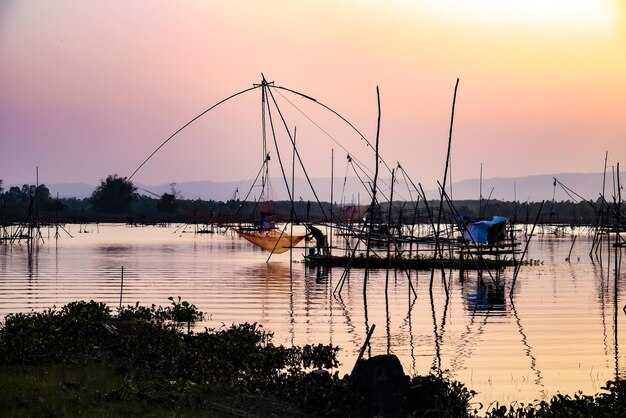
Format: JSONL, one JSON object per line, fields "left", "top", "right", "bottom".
{"left": 463, "top": 216, "right": 508, "bottom": 244}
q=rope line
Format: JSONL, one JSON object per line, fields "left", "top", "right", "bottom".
{"left": 128, "top": 85, "right": 261, "bottom": 180}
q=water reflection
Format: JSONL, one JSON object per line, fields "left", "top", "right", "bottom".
{"left": 239, "top": 261, "right": 291, "bottom": 281}
{"left": 464, "top": 275, "right": 507, "bottom": 317}
{"left": 1, "top": 225, "right": 626, "bottom": 409}
{"left": 430, "top": 277, "right": 450, "bottom": 374}
{"left": 405, "top": 296, "right": 418, "bottom": 374}
{"left": 592, "top": 258, "right": 610, "bottom": 359}
{"left": 98, "top": 245, "right": 133, "bottom": 254}
{"left": 27, "top": 241, "right": 40, "bottom": 280}
{"left": 305, "top": 264, "right": 331, "bottom": 285}
{"left": 511, "top": 298, "right": 545, "bottom": 395}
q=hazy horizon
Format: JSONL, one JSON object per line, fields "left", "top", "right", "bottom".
{"left": 2, "top": 171, "right": 612, "bottom": 203}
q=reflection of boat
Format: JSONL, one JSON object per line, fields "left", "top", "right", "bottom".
{"left": 236, "top": 228, "right": 305, "bottom": 254}
{"left": 465, "top": 279, "right": 507, "bottom": 316}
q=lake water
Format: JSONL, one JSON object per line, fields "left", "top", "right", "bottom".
{"left": 1, "top": 223, "right": 624, "bottom": 410}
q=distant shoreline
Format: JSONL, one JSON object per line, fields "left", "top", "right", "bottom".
{"left": 3, "top": 172, "right": 610, "bottom": 202}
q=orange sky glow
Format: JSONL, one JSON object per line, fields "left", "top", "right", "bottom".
{"left": 1, "top": 0, "right": 625, "bottom": 192}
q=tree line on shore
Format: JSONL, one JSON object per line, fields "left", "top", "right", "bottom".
{"left": 0, "top": 175, "right": 602, "bottom": 225}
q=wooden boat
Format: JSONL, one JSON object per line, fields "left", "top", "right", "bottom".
{"left": 304, "top": 253, "right": 515, "bottom": 270}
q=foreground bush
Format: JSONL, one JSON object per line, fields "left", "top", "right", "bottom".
{"left": 7, "top": 300, "right": 626, "bottom": 416}
{"left": 484, "top": 380, "right": 626, "bottom": 418}
{"left": 0, "top": 299, "right": 337, "bottom": 385}
{"left": 0, "top": 300, "right": 497, "bottom": 416}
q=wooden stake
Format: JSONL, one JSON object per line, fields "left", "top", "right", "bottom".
{"left": 352, "top": 324, "right": 376, "bottom": 374}
{"left": 432, "top": 78, "right": 459, "bottom": 294}
{"left": 363, "top": 86, "right": 382, "bottom": 299}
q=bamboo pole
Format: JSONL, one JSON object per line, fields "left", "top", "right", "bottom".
{"left": 330, "top": 148, "right": 334, "bottom": 256}
{"left": 289, "top": 128, "right": 296, "bottom": 271}
{"left": 385, "top": 169, "right": 395, "bottom": 297}
{"left": 352, "top": 324, "right": 376, "bottom": 373}
{"left": 566, "top": 236, "right": 577, "bottom": 262}
{"left": 363, "top": 86, "right": 382, "bottom": 299}
{"left": 432, "top": 78, "right": 459, "bottom": 294}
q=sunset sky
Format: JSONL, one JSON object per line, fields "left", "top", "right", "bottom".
{"left": 1, "top": 1, "right": 625, "bottom": 192}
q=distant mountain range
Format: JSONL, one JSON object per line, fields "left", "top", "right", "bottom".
{"left": 443, "top": 172, "right": 611, "bottom": 202}
{"left": 9, "top": 172, "right": 616, "bottom": 202}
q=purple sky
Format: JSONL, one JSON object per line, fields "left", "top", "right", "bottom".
{"left": 2, "top": 1, "right": 625, "bottom": 190}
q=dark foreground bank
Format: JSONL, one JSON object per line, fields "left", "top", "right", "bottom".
{"left": 1, "top": 300, "right": 625, "bottom": 417}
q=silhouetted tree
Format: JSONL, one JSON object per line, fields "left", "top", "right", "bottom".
{"left": 34, "top": 185, "right": 52, "bottom": 210}
{"left": 91, "top": 175, "right": 137, "bottom": 213}
{"left": 157, "top": 183, "right": 180, "bottom": 214}
{"left": 157, "top": 193, "right": 177, "bottom": 213}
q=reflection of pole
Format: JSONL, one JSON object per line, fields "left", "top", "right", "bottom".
{"left": 119, "top": 266, "right": 124, "bottom": 308}
{"left": 386, "top": 286, "right": 391, "bottom": 355}
{"left": 289, "top": 128, "right": 296, "bottom": 346}
{"left": 614, "top": 249, "right": 620, "bottom": 382}
{"left": 594, "top": 260, "right": 610, "bottom": 357}
{"left": 385, "top": 169, "right": 395, "bottom": 298}
{"left": 407, "top": 291, "right": 417, "bottom": 374}
{"left": 435, "top": 286, "right": 451, "bottom": 372}
{"left": 511, "top": 297, "right": 545, "bottom": 394}
{"left": 511, "top": 200, "right": 545, "bottom": 298}
{"left": 430, "top": 287, "right": 442, "bottom": 375}
{"left": 289, "top": 264, "right": 295, "bottom": 346}
{"left": 330, "top": 148, "right": 334, "bottom": 256}
{"left": 329, "top": 268, "right": 334, "bottom": 347}
{"left": 364, "top": 286, "right": 371, "bottom": 358}
{"left": 27, "top": 238, "right": 34, "bottom": 279}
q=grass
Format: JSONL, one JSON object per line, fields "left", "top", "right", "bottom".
{"left": 0, "top": 363, "right": 302, "bottom": 417}
{"left": 0, "top": 364, "right": 221, "bottom": 417}
{"left": 0, "top": 300, "right": 345, "bottom": 416}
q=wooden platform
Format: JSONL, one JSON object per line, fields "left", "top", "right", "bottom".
{"left": 303, "top": 254, "right": 515, "bottom": 270}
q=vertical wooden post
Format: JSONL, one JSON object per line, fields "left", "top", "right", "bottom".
{"left": 510, "top": 201, "right": 545, "bottom": 298}
{"left": 385, "top": 169, "right": 395, "bottom": 297}
{"left": 432, "top": 78, "right": 459, "bottom": 294}
{"left": 363, "top": 86, "right": 382, "bottom": 299}
{"left": 290, "top": 127, "right": 296, "bottom": 270}
{"left": 330, "top": 148, "right": 334, "bottom": 257}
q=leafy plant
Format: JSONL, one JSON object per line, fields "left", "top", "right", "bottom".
{"left": 117, "top": 302, "right": 160, "bottom": 321}
{"left": 484, "top": 380, "right": 626, "bottom": 418}
{"left": 164, "top": 296, "right": 204, "bottom": 323}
